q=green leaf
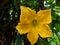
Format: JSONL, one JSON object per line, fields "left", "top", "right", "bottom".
{"left": 16, "top": 34, "right": 24, "bottom": 45}
{"left": 52, "top": 12, "right": 57, "bottom": 20}
{"left": 55, "top": 23, "right": 60, "bottom": 31}
{"left": 53, "top": 33, "right": 59, "bottom": 43}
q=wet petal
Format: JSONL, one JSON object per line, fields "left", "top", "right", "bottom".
{"left": 27, "top": 30, "right": 38, "bottom": 45}
{"left": 16, "top": 19, "right": 31, "bottom": 34}
{"left": 20, "top": 6, "right": 36, "bottom": 22}
{"left": 37, "top": 10, "right": 52, "bottom": 24}
{"left": 37, "top": 25, "right": 52, "bottom": 38}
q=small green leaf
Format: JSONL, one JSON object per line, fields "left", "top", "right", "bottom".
{"left": 16, "top": 34, "right": 24, "bottom": 45}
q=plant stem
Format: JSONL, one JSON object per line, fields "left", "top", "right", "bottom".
{"left": 37, "top": 0, "right": 45, "bottom": 11}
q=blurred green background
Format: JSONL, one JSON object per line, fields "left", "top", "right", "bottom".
{"left": 0, "top": 0, "right": 60, "bottom": 45}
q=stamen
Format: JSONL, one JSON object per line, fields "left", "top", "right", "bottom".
{"left": 32, "top": 20, "right": 38, "bottom": 26}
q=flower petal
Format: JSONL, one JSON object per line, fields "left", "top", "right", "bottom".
{"left": 37, "top": 10, "right": 52, "bottom": 24}
{"left": 20, "top": 6, "right": 36, "bottom": 22}
{"left": 27, "top": 30, "right": 38, "bottom": 45}
{"left": 16, "top": 19, "right": 31, "bottom": 34}
{"left": 37, "top": 25, "right": 52, "bottom": 38}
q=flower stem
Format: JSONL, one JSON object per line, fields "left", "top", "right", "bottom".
{"left": 37, "top": 0, "right": 45, "bottom": 11}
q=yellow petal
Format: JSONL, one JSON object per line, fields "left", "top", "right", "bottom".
{"left": 20, "top": 6, "right": 36, "bottom": 22}
{"left": 27, "top": 30, "right": 38, "bottom": 45}
{"left": 37, "top": 10, "right": 52, "bottom": 24}
{"left": 16, "top": 19, "right": 31, "bottom": 34}
{"left": 37, "top": 25, "right": 52, "bottom": 38}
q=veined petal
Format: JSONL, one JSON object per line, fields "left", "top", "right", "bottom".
{"left": 37, "top": 25, "right": 52, "bottom": 38}
{"left": 27, "top": 30, "right": 38, "bottom": 45}
{"left": 16, "top": 19, "right": 31, "bottom": 34}
{"left": 20, "top": 6, "right": 36, "bottom": 22}
{"left": 37, "top": 10, "right": 52, "bottom": 24}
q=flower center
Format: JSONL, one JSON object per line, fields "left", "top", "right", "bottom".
{"left": 32, "top": 20, "right": 38, "bottom": 26}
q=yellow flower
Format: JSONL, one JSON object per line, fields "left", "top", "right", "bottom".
{"left": 16, "top": 6, "right": 52, "bottom": 45}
